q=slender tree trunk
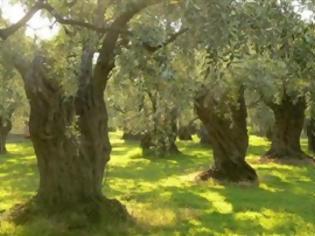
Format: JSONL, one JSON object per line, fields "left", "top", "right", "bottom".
{"left": 264, "top": 96, "right": 309, "bottom": 159}
{"left": 307, "top": 118, "right": 315, "bottom": 153}
{"left": 198, "top": 126, "right": 212, "bottom": 146}
{"left": 166, "top": 108, "right": 180, "bottom": 153}
{"left": 0, "top": 116, "right": 12, "bottom": 154}
{"left": 195, "top": 87, "right": 257, "bottom": 183}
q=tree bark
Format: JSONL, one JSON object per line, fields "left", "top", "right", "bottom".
{"left": 264, "top": 95, "right": 309, "bottom": 160}
{"left": 0, "top": 116, "right": 12, "bottom": 154}
{"left": 5, "top": 0, "right": 168, "bottom": 222}
{"left": 195, "top": 87, "right": 257, "bottom": 183}
{"left": 307, "top": 118, "right": 315, "bottom": 153}
{"left": 20, "top": 56, "right": 126, "bottom": 220}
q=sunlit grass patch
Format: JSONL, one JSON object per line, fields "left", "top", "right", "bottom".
{"left": 0, "top": 132, "right": 314, "bottom": 235}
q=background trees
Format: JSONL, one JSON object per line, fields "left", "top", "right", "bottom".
{"left": 110, "top": 42, "right": 190, "bottom": 155}
{"left": 0, "top": 0, "right": 315, "bottom": 228}
{"left": 241, "top": 0, "right": 315, "bottom": 160}
{"left": 180, "top": 0, "right": 259, "bottom": 182}
{"left": 0, "top": 62, "right": 24, "bottom": 154}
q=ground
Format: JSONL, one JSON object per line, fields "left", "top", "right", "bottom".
{"left": 0, "top": 132, "right": 314, "bottom": 235}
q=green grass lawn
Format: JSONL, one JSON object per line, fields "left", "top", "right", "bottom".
{"left": 0, "top": 132, "right": 315, "bottom": 235}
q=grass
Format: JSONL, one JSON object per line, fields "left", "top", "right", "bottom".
{"left": 0, "top": 132, "right": 315, "bottom": 235}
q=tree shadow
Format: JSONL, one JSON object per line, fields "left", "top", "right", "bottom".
{"left": 207, "top": 165, "right": 315, "bottom": 234}
{"left": 1, "top": 134, "right": 314, "bottom": 235}
{"left": 0, "top": 143, "right": 37, "bottom": 211}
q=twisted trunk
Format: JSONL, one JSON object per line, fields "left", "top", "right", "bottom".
{"left": 22, "top": 57, "right": 125, "bottom": 219}
{"left": 195, "top": 88, "right": 257, "bottom": 183}
{"left": 0, "top": 116, "right": 12, "bottom": 154}
{"left": 264, "top": 96, "right": 308, "bottom": 160}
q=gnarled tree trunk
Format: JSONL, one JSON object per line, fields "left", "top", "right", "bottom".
{"left": 264, "top": 95, "right": 309, "bottom": 160}
{"left": 22, "top": 56, "right": 125, "bottom": 219}
{"left": 0, "top": 116, "right": 12, "bottom": 154}
{"left": 195, "top": 87, "right": 257, "bottom": 183}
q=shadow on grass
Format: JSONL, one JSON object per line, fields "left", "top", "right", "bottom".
{"left": 105, "top": 136, "right": 315, "bottom": 235}
{"left": 0, "top": 142, "right": 37, "bottom": 211}
{"left": 1, "top": 133, "right": 315, "bottom": 235}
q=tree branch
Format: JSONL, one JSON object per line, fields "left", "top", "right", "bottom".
{"left": 143, "top": 27, "right": 189, "bottom": 53}
{"left": 0, "top": 1, "right": 45, "bottom": 40}
{"left": 0, "top": 0, "right": 131, "bottom": 41}
{"left": 0, "top": 0, "right": 173, "bottom": 40}
{"left": 110, "top": 104, "right": 127, "bottom": 114}
{"left": 93, "top": 0, "right": 172, "bottom": 90}
{"left": 42, "top": 3, "right": 133, "bottom": 35}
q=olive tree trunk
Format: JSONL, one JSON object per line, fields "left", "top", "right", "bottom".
{"left": 9, "top": 2, "right": 148, "bottom": 219}
{"left": 307, "top": 118, "right": 315, "bottom": 153}
{"left": 195, "top": 88, "right": 257, "bottom": 183}
{"left": 20, "top": 56, "right": 125, "bottom": 219}
{"left": 264, "top": 96, "right": 309, "bottom": 160}
{"left": 0, "top": 116, "right": 12, "bottom": 154}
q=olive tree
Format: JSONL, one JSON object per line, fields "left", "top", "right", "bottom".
{"left": 1, "top": 0, "right": 183, "bottom": 220}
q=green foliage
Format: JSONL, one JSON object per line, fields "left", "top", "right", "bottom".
{"left": 108, "top": 10, "right": 193, "bottom": 149}
{"left": 1, "top": 1, "right": 315, "bottom": 233}
{"left": 0, "top": 63, "right": 25, "bottom": 122}
{"left": 236, "top": 1, "right": 315, "bottom": 105}
{"left": 247, "top": 101, "right": 274, "bottom": 137}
